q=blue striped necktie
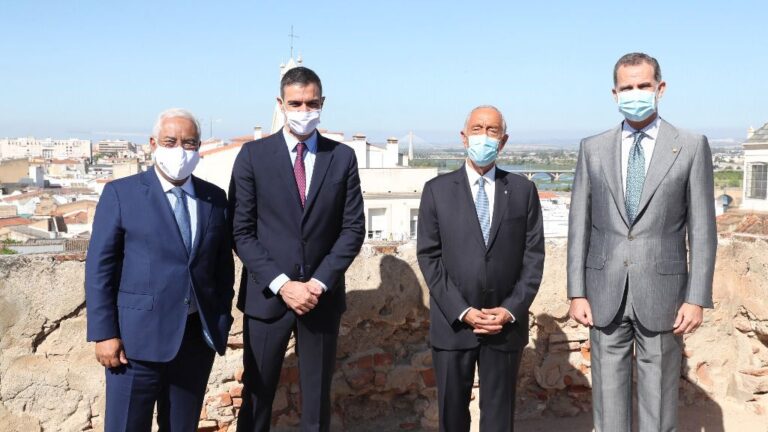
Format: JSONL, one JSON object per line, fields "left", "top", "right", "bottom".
{"left": 475, "top": 178, "right": 491, "bottom": 246}
{"left": 171, "top": 187, "right": 192, "bottom": 254}
{"left": 625, "top": 131, "right": 647, "bottom": 224}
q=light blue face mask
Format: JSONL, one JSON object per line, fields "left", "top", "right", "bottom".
{"left": 466, "top": 134, "right": 500, "bottom": 167}
{"left": 617, "top": 89, "right": 657, "bottom": 122}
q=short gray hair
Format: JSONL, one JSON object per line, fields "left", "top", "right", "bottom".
{"left": 613, "top": 52, "right": 662, "bottom": 86}
{"left": 152, "top": 108, "right": 201, "bottom": 139}
{"left": 463, "top": 105, "right": 507, "bottom": 135}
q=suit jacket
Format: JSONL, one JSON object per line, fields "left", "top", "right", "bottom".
{"left": 567, "top": 119, "right": 717, "bottom": 331}
{"left": 417, "top": 166, "right": 545, "bottom": 351}
{"left": 229, "top": 131, "right": 365, "bottom": 319}
{"left": 85, "top": 170, "right": 235, "bottom": 362}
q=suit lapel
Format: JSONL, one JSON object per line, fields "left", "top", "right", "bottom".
{"left": 635, "top": 120, "right": 682, "bottom": 220}
{"left": 141, "top": 169, "right": 189, "bottom": 257}
{"left": 189, "top": 177, "right": 212, "bottom": 263}
{"left": 303, "top": 134, "right": 333, "bottom": 218}
{"left": 599, "top": 125, "right": 630, "bottom": 227}
{"left": 272, "top": 133, "right": 305, "bottom": 218}
{"left": 485, "top": 170, "right": 509, "bottom": 252}
{"left": 455, "top": 166, "right": 487, "bottom": 251}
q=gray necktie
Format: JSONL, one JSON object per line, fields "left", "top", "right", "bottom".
{"left": 475, "top": 178, "right": 491, "bottom": 246}
{"left": 625, "top": 131, "right": 647, "bottom": 224}
{"left": 171, "top": 187, "right": 192, "bottom": 254}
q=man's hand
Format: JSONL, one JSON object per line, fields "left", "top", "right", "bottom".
{"left": 463, "top": 308, "right": 504, "bottom": 335}
{"left": 280, "top": 281, "right": 319, "bottom": 315}
{"left": 673, "top": 303, "right": 703, "bottom": 335}
{"left": 569, "top": 297, "right": 593, "bottom": 326}
{"left": 306, "top": 279, "right": 324, "bottom": 297}
{"left": 95, "top": 338, "right": 128, "bottom": 368}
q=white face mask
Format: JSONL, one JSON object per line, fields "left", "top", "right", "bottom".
{"left": 284, "top": 110, "right": 321, "bottom": 136}
{"left": 153, "top": 145, "right": 200, "bottom": 181}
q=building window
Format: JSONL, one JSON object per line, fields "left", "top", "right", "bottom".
{"left": 410, "top": 209, "right": 419, "bottom": 239}
{"left": 747, "top": 163, "right": 767, "bottom": 199}
{"left": 367, "top": 208, "right": 387, "bottom": 240}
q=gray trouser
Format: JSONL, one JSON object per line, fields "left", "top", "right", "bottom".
{"left": 590, "top": 284, "right": 683, "bottom": 432}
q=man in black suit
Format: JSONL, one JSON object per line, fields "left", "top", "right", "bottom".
{"left": 417, "top": 105, "right": 545, "bottom": 431}
{"left": 229, "top": 66, "right": 365, "bottom": 432}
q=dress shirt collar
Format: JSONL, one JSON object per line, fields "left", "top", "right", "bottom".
{"left": 465, "top": 161, "right": 496, "bottom": 186}
{"left": 622, "top": 115, "right": 660, "bottom": 141}
{"left": 154, "top": 166, "right": 195, "bottom": 197}
{"left": 282, "top": 127, "right": 319, "bottom": 154}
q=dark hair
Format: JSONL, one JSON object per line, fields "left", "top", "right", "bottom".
{"left": 613, "top": 52, "right": 662, "bottom": 86}
{"left": 280, "top": 66, "right": 322, "bottom": 98}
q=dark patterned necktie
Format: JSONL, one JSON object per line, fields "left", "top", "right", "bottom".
{"left": 294, "top": 142, "right": 306, "bottom": 207}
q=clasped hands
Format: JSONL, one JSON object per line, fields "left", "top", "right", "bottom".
{"left": 462, "top": 307, "right": 512, "bottom": 335}
{"left": 280, "top": 280, "right": 324, "bottom": 315}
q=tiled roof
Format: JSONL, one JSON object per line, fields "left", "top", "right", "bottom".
{"left": 0, "top": 217, "right": 32, "bottom": 228}
{"left": 746, "top": 122, "right": 768, "bottom": 144}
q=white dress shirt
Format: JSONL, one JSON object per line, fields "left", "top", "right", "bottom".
{"left": 458, "top": 162, "right": 514, "bottom": 323}
{"left": 155, "top": 167, "right": 198, "bottom": 313}
{"left": 621, "top": 116, "right": 659, "bottom": 194}
{"left": 268, "top": 128, "right": 327, "bottom": 295}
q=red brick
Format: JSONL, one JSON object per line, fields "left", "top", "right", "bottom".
{"left": 280, "top": 366, "right": 300, "bottom": 384}
{"left": 233, "top": 397, "right": 243, "bottom": 409}
{"left": 374, "top": 352, "right": 394, "bottom": 368}
{"left": 399, "top": 422, "right": 419, "bottom": 430}
{"left": 421, "top": 368, "right": 436, "bottom": 387}
{"left": 374, "top": 372, "right": 386, "bottom": 387}
{"left": 355, "top": 355, "right": 374, "bottom": 369}
{"left": 229, "top": 385, "right": 243, "bottom": 398}
{"left": 234, "top": 368, "right": 244, "bottom": 383}
{"left": 217, "top": 392, "right": 233, "bottom": 407}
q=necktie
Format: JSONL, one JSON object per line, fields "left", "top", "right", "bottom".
{"left": 171, "top": 187, "right": 192, "bottom": 254}
{"left": 294, "top": 142, "right": 307, "bottom": 207}
{"left": 475, "top": 178, "right": 491, "bottom": 246}
{"left": 625, "top": 131, "right": 647, "bottom": 224}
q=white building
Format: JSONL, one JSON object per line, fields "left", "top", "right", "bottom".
{"left": 0, "top": 137, "right": 92, "bottom": 160}
{"left": 742, "top": 123, "right": 768, "bottom": 212}
{"left": 96, "top": 140, "right": 135, "bottom": 157}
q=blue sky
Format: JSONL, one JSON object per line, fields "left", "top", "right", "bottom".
{"left": 1, "top": 0, "right": 766, "bottom": 145}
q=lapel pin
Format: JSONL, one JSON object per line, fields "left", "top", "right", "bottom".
{"left": 672, "top": 148, "right": 678, "bottom": 153}
{"left": 504, "top": 190, "right": 508, "bottom": 195}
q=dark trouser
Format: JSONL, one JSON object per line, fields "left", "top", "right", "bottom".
{"left": 432, "top": 345, "right": 523, "bottom": 432}
{"left": 104, "top": 313, "right": 215, "bottom": 432}
{"left": 590, "top": 283, "right": 683, "bottom": 432}
{"left": 237, "top": 311, "right": 340, "bottom": 432}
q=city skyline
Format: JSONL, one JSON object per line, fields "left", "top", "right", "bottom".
{"left": 2, "top": 1, "right": 766, "bottom": 145}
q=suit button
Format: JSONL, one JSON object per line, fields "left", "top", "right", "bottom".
{"left": 623, "top": 260, "right": 629, "bottom": 267}
{"left": 628, "top": 234, "right": 635, "bottom": 241}
{"left": 184, "top": 297, "right": 190, "bottom": 305}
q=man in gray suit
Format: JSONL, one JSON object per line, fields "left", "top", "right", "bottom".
{"left": 567, "top": 52, "right": 717, "bottom": 432}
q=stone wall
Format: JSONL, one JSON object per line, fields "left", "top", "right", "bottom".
{"left": 0, "top": 238, "right": 766, "bottom": 431}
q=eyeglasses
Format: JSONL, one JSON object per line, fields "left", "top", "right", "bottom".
{"left": 159, "top": 137, "right": 200, "bottom": 150}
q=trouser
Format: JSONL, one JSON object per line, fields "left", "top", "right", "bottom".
{"left": 237, "top": 311, "right": 341, "bottom": 432}
{"left": 590, "top": 283, "right": 683, "bottom": 432}
{"left": 432, "top": 344, "right": 523, "bottom": 432}
{"left": 104, "top": 313, "right": 215, "bottom": 432}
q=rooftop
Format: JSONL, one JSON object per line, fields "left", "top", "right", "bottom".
{"left": 745, "top": 122, "right": 768, "bottom": 145}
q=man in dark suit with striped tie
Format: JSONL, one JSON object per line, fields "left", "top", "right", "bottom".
{"left": 229, "top": 66, "right": 365, "bottom": 431}
{"left": 86, "top": 108, "right": 235, "bottom": 431}
{"left": 417, "top": 106, "right": 545, "bottom": 431}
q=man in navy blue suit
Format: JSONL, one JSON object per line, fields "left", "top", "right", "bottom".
{"left": 229, "top": 67, "right": 365, "bottom": 431}
{"left": 85, "top": 108, "right": 235, "bottom": 431}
